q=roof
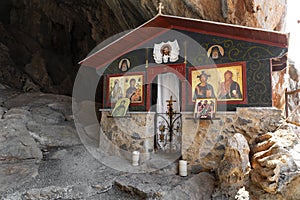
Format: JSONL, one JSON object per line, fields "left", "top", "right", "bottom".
{"left": 79, "top": 14, "right": 289, "bottom": 69}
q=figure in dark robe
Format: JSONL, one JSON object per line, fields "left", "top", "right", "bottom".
{"left": 126, "top": 78, "right": 139, "bottom": 102}
{"left": 218, "top": 70, "right": 242, "bottom": 99}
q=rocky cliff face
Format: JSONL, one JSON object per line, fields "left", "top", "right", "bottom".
{"left": 1, "top": 1, "right": 298, "bottom": 199}
{"left": 0, "top": 0, "right": 287, "bottom": 94}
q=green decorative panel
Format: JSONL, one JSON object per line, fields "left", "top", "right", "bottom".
{"left": 246, "top": 59, "right": 272, "bottom": 106}
{"left": 172, "top": 29, "right": 287, "bottom": 66}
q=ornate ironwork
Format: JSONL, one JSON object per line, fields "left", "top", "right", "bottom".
{"left": 155, "top": 96, "right": 182, "bottom": 152}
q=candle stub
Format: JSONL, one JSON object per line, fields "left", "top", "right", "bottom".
{"left": 132, "top": 151, "right": 140, "bottom": 166}
{"left": 179, "top": 160, "right": 187, "bottom": 176}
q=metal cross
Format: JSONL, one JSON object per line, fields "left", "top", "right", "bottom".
{"left": 157, "top": 2, "right": 164, "bottom": 15}
{"left": 166, "top": 95, "right": 176, "bottom": 107}
{"left": 166, "top": 96, "right": 176, "bottom": 117}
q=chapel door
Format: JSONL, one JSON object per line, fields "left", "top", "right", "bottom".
{"left": 155, "top": 72, "right": 182, "bottom": 153}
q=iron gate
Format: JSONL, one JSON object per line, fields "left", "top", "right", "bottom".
{"left": 154, "top": 96, "right": 182, "bottom": 153}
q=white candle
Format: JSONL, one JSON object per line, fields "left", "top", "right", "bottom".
{"left": 132, "top": 151, "right": 140, "bottom": 166}
{"left": 179, "top": 160, "right": 187, "bottom": 176}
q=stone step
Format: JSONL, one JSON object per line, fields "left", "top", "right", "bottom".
{"left": 114, "top": 172, "right": 215, "bottom": 199}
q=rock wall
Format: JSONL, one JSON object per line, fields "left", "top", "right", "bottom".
{"left": 100, "top": 111, "right": 155, "bottom": 160}
{"left": 184, "top": 107, "right": 299, "bottom": 199}
{"left": 99, "top": 107, "right": 300, "bottom": 199}
{"left": 286, "top": 62, "right": 300, "bottom": 119}
{"left": 182, "top": 108, "right": 283, "bottom": 170}
{"left": 250, "top": 127, "right": 300, "bottom": 195}
{"left": 162, "top": 0, "right": 287, "bottom": 30}
{"left": 272, "top": 61, "right": 300, "bottom": 120}
{"left": 0, "top": 0, "right": 287, "bottom": 94}
{"left": 0, "top": 87, "right": 81, "bottom": 195}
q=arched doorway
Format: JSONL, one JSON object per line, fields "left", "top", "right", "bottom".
{"left": 154, "top": 72, "right": 182, "bottom": 152}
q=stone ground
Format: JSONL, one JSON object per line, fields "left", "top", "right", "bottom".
{"left": 0, "top": 85, "right": 215, "bottom": 200}
{"left": 2, "top": 84, "right": 299, "bottom": 200}
{"left": 1, "top": 145, "right": 140, "bottom": 200}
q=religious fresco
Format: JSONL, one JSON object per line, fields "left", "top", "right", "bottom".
{"left": 207, "top": 45, "right": 224, "bottom": 59}
{"left": 118, "top": 58, "right": 130, "bottom": 72}
{"left": 111, "top": 98, "right": 130, "bottom": 117}
{"left": 190, "top": 63, "right": 246, "bottom": 103}
{"left": 193, "top": 98, "right": 216, "bottom": 119}
{"left": 153, "top": 40, "right": 180, "bottom": 64}
{"left": 107, "top": 74, "right": 143, "bottom": 105}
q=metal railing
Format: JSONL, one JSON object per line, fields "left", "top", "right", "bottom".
{"left": 285, "top": 88, "right": 300, "bottom": 126}
{"left": 154, "top": 96, "right": 182, "bottom": 152}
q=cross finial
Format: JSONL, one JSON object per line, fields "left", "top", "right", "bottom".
{"left": 157, "top": 2, "right": 164, "bottom": 15}
{"left": 166, "top": 96, "right": 176, "bottom": 108}
{"left": 166, "top": 96, "right": 176, "bottom": 117}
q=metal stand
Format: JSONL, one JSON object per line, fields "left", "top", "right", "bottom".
{"left": 155, "top": 96, "right": 182, "bottom": 152}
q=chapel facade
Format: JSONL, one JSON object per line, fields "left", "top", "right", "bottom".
{"left": 79, "top": 13, "right": 288, "bottom": 166}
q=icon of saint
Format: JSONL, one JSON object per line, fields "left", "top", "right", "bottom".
{"left": 193, "top": 71, "right": 216, "bottom": 100}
